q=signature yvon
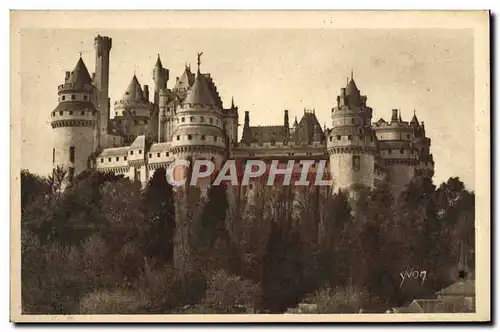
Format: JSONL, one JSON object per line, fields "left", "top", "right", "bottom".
{"left": 400, "top": 268, "right": 427, "bottom": 288}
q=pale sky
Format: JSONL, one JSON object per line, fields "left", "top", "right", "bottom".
{"left": 20, "top": 28, "right": 475, "bottom": 190}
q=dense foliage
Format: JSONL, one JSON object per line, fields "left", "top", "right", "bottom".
{"left": 20, "top": 168, "right": 474, "bottom": 314}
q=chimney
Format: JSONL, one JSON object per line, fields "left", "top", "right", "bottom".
{"left": 391, "top": 109, "right": 399, "bottom": 122}
{"left": 143, "top": 85, "right": 149, "bottom": 102}
{"left": 65, "top": 71, "right": 70, "bottom": 81}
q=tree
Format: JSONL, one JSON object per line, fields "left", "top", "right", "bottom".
{"left": 48, "top": 165, "right": 67, "bottom": 193}
{"left": 20, "top": 169, "right": 51, "bottom": 212}
{"left": 196, "top": 270, "right": 261, "bottom": 313}
{"left": 142, "top": 168, "right": 176, "bottom": 265}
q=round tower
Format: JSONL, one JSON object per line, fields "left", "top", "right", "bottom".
{"left": 170, "top": 63, "right": 227, "bottom": 186}
{"left": 373, "top": 109, "right": 427, "bottom": 195}
{"left": 51, "top": 56, "right": 97, "bottom": 183}
{"left": 113, "top": 75, "right": 154, "bottom": 144}
{"left": 327, "top": 76, "right": 377, "bottom": 192}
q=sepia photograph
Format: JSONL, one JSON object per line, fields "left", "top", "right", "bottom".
{"left": 10, "top": 10, "right": 490, "bottom": 323}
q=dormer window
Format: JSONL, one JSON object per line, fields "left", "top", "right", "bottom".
{"left": 201, "top": 135, "right": 206, "bottom": 140}
{"left": 337, "top": 135, "right": 341, "bottom": 140}
{"left": 61, "top": 96, "right": 66, "bottom": 101}
{"left": 190, "top": 116, "right": 195, "bottom": 122}
{"left": 187, "top": 135, "right": 192, "bottom": 140}
{"left": 347, "top": 135, "right": 352, "bottom": 140}
{"left": 130, "top": 151, "right": 134, "bottom": 155}
{"left": 84, "top": 95, "right": 88, "bottom": 100}
{"left": 71, "top": 95, "right": 76, "bottom": 100}
{"left": 138, "top": 150, "right": 142, "bottom": 154}
{"left": 116, "top": 157, "right": 119, "bottom": 161}
{"left": 200, "top": 116, "right": 205, "bottom": 122}
{"left": 176, "top": 135, "right": 180, "bottom": 140}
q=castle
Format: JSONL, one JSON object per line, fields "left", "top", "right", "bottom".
{"left": 50, "top": 35, "right": 434, "bottom": 194}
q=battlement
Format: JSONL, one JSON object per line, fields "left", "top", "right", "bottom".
{"left": 58, "top": 83, "right": 93, "bottom": 92}
{"left": 94, "top": 35, "right": 112, "bottom": 55}
{"left": 179, "top": 102, "right": 219, "bottom": 111}
{"left": 113, "top": 99, "right": 153, "bottom": 108}
{"left": 237, "top": 140, "right": 325, "bottom": 149}
{"left": 51, "top": 106, "right": 96, "bottom": 128}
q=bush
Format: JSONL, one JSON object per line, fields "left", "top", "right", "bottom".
{"left": 302, "top": 284, "right": 370, "bottom": 313}
{"left": 196, "top": 270, "right": 261, "bottom": 314}
{"left": 79, "top": 289, "right": 143, "bottom": 314}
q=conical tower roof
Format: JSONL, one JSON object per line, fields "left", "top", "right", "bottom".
{"left": 174, "top": 66, "right": 195, "bottom": 91}
{"left": 121, "top": 75, "right": 145, "bottom": 102}
{"left": 182, "top": 72, "right": 217, "bottom": 106}
{"left": 67, "top": 57, "right": 92, "bottom": 86}
{"left": 410, "top": 110, "right": 420, "bottom": 126}
{"left": 155, "top": 54, "right": 163, "bottom": 68}
{"left": 346, "top": 78, "right": 360, "bottom": 97}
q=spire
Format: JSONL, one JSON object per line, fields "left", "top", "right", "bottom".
{"left": 244, "top": 110, "right": 250, "bottom": 125}
{"left": 155, "top": 54, "right": 163, "bottom": 68}
{"left": 293, "top": 116, "right": 299, "bottom": 127}
{"left": 182, "top": 71, "right": 217, "bottom": 106}
{"left": 121, "top": 74, "right": 145, "bottom": 102}
{"left": 66, "top": 57, "right": 92, "bottom": 86}
{"left": 398, "top": 109, "right": 402, "bottom": 122}
{"left": 346, "top": 76, "right": 359, "bottom": 97}
{"left": 410, "top": 109, "right": 420, "bottom": 126}
{"left": 231, "top": 96, "right": 235, "bottom": 109}
{"left": 351, "top": 69, "right": 354, "bottom": 80}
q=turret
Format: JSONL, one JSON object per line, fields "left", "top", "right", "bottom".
{"left": 153, "top": 54, "right": 169, "bottom": 106}
{"left": 93, "top": 35, "right": 112, "bottom": 150}
{"left": 170, "top": 53, "right": 227, "bottom": 177}
{"left": 51, "top": 56, "right": 97, "bottom": 184}
{"left": 284, "top": 109, "right": 290, "bottom": 142}
{"left": 242, "top": 110, "right": 251, "bottom": 144}
{"left": 391, "top": 108, "right": 399, "bottom": 122}
{"left": 327, "top": 75, "right": 376, "bottom": 192}
{"left": 112, "top": 75, "right": 154, "bottom": 144}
